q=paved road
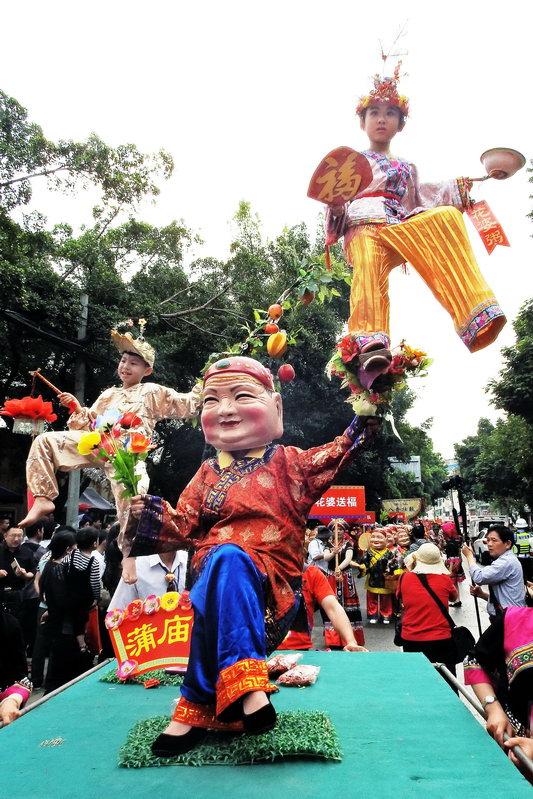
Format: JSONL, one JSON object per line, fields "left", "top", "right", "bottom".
{"left": 311, "top": 569, "right": 492, "bottom": 721}
{"left": 312, "top": 570, "right": 490, "bottom": 652}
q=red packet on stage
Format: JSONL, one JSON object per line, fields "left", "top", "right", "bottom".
{"left": 308, "top": 147, "right": 373, "bottom": 206}
{"left": 466, "top": 200, "right": 510, "bottom": 254}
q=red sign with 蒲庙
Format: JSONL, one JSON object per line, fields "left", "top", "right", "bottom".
{"left": 106, "top": 593, "right": 193, "bottom": 676}
{"left": 308, "top": 485, "right": 367, "bottom": 519}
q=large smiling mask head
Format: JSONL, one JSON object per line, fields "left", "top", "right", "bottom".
{"left": 201, "top": 357, "right": 283, "bottom": 452}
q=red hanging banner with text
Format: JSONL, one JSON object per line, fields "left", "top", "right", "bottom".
{"left": 466, "top": 200, "right": 510, "bottom": 254}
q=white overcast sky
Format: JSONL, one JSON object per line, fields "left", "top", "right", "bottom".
{"left": 2, "top": 0, "right": 532, "bottom": 457}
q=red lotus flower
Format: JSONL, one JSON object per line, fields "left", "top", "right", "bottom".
{"left": 388, "top": 354, "right": 406, "bottom": 375}
{"left": 120, "top": 412, "right": 143, "bottom": 429}
{"left": 337, "top": 335, "right": 360, "bottom": 364}
{"left": 128, "top": 432, "right": 151, "bottom": 453}
{"left": 0, "top": 395, "right": 57, "bottom": 422}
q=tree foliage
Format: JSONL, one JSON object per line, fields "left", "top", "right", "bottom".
{"left": 0, "top": 90, "right": 173, "bottom": 210}
{"left": 455, "top": 416, "right": 533, "bottom": 516}
{"left": 489, "top": 298, "right": 533, "bottom": 424}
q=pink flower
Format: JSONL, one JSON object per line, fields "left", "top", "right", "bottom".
{"left": 388, "top": 354, "right": 406, "bottom": 375}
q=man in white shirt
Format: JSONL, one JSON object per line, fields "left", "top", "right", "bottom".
{"left": 307, "top": 525, "right": 329, "bottom": 574}
{"left": 91, "top": 531, "right": 107, "bottom": 580}
{"left": 110, "top": 549, "right": 188, "bottom": 609}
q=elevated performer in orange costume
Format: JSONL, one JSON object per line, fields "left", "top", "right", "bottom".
{"left": 124, "top": 356, "right": 378, "bottom": 757}
{"left": 325, "top": 65, "right": 506, "bottom": 389}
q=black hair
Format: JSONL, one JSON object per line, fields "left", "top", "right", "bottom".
{"left": 25, "top": 522, "right": 44, "bottom": 539}
{"left": 411, "top": 523, "right": 425, "bottom": 540}
{"left": 106, "top": 521, "right": 120, "bottom": 545}
{"left": 55, "top": 525, "right": 76, "bottom": 535}
{"left": 49, "top": 529, "right": 76, "bottom": 559}
{"left": 75, "top": 526, "right": 99, "bottom": 552}
{"left": 96, "top": 529, "right": 108, "bottom": 545}
{"left": 42, "top": 518, "right": 56, "bottom": 540}
{"left": 316, "top": 526, "right": 331, "bottom": 543}
{"left": 306, "top": 519, "right": 321, "bottom": 530}
{"left": 121, "top": 350, "right": 150, "bottom": 366}
{"left": 486, "top": 525, "right": 515, "bottom": 546}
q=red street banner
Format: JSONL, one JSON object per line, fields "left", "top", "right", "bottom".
{"left": 308, "top": 485, "right": 367, "bottom": 519}
{"left": 466, "top": 200, "right": 510, "bottom": 254}
{"left": 106, "top": 593, "right": 193, "bottom": 675}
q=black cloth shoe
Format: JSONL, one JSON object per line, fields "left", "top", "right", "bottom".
{"left": 151, "top": 727, "right": 207, "bottom": 757}
{"left": 242, "top": 699, "right": 277, "bottom": 735}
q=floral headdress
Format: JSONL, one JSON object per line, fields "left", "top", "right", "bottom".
{"left": 356, "top": 62, "right": 409, "bottom": 118}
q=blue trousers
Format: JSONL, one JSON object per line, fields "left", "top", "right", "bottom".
{"left": 181, "top": 544, "right": 268, "bottom": 716}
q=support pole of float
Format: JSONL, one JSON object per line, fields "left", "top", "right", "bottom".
{"left": 65, "top": 292, "right": 89, "bottom": 528}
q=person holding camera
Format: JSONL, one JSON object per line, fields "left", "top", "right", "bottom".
{"left": 462, "top": 525, "right": 525, "bottom": 622}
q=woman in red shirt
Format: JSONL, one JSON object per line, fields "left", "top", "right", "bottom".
{"left": 397, "top": 543, "right": 458, "bottom": 680}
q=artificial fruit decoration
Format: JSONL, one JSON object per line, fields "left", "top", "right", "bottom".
{"left": 267, "top": 330, "right": 288, "bottom": 358}
{"left": 278, "top": 364, "right": 296, "bottom": 382}
{"left": 267, "top": 303, "right": 283, "bottom": 320}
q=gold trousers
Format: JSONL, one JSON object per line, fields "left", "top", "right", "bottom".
{"left": 346, "top": 206, "right": 506, "bottom": 352}
{"left": 26, "top": 430, "right": 131, "bottom": 531}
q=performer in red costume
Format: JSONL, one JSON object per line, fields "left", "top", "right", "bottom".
{"left": 124, "top": 356, "right": 377, "bottom": 756}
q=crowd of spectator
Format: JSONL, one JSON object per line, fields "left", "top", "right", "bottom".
{"left": 0, "top": 511, "right": 531, "bottom": 781}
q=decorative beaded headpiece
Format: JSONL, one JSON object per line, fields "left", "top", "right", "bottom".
{"left": 356, "top": 62, "right": 409, "bottom": 118}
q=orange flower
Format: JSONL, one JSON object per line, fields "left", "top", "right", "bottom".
{"left": 128, "top": 432, "right": 151, "bottom": 453}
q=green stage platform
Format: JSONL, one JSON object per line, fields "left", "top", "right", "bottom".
{"left": 3, "top": 651, "right": 531, "bottom": 798}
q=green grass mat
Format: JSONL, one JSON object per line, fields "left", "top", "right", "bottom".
{"left": 118, "top": 710, "right": 342, "bottom": 767}
{"left": 100, "top": 668, "right": 184, "bottom": 687}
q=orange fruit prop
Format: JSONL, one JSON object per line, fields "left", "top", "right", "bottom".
{"left": 267, "top": 303, "right": 283, "bottom": 320}
{"left": 267, "top": 331, "right": 288, "bottom": 358}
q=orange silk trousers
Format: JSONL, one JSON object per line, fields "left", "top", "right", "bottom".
{"left": 346, "top": 206, "right": 506, "bottom": 352}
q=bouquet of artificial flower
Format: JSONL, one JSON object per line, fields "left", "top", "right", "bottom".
{"left": 326, "top": 337, "right": 431, "bottom": 415}
{"left": 76, "top": 409, "right": 153, "bottom": 498}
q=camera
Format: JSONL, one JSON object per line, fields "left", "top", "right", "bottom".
{"left": 442, "top": 475, "right": 464, "bottom": 492}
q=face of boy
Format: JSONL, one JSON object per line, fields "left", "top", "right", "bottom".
{"left": 201, "top": 379, "right": 283, "bottom": 451}
{"left": 361, "top": 104, "right": 403, "bottom": 147}
{"left": 117, "top": 353, "right": 152, "bottom": 387}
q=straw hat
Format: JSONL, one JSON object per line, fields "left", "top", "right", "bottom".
{"left": 110, "top": 329, "right": 155, "bottom": 368}
{"left": 409, "top": 543, "right": 450, "bottom": 576}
